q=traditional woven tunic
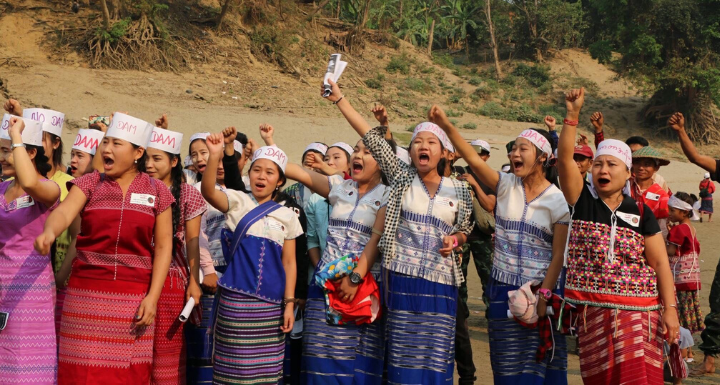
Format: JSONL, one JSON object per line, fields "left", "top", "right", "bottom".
{"left": 57, "top": 171, "right": 174, "bottom": 385}
{"left": 151, "top": 183, "right": 206, "bottom": 385}
{"left": 212, "top": 190, "right": 303, "bottom": 384}
{"left": 668, "top": 223, "right": 704, "bottom": 333}
{"left": 488, "top": 172, "right": 570, "bottom": 385}
{"left": 565, "top": 185, "right": 664, "bottom": 384}
{"left": 302, "top": 176, "right": 388, "bottom": 384}
{"left": 0, "top": 180, "right": 59, "bottom": 384}
{"left": 363, "top": 126, "right": 473, "bottom": 384}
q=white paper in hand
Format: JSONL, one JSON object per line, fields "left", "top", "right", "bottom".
{"left": 178, "top": 297, "right": 196, "bottom": 323}
{"left": 323, "top": 54, "right": 348, "bottom": 97}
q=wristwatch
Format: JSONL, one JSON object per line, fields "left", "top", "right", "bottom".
{"left": 349, "top": 272, "right": 364, "bottom": 285}
{"left": 537, "top": 288, "right": 552, "bottom": 300}
{"left": 11, "top": 143, "right": 26, "bottom": 150}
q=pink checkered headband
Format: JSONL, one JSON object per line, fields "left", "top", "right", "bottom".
{"left": 516, "top": 129, "right": 552, "bottom": 157}
{"left": 594, "top": 139, "right": 632, "bottom": 170}
{"left": 252, "top": 145, "right": 288, "bottom": 173}
{"left": 410, "top": 122, "right": 455, "bottom": 152}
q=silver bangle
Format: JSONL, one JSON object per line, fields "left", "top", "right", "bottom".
{"left": 11, "top": 143, "right": 26, "bottom": 150}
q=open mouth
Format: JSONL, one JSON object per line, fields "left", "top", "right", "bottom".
{"left": 597, "top": 177, "right": 610, "bottom": 187}
{"left": 513, "top": 161, "right": 523, "bottom": 170}
{"left": 352, "top": 161, "right": 363, "bottom": 174}
{"left": 103, "top": 156, "right": 114, "bottom": 170}
{"left": 418, "top": 153, "right": 430, "bottom": 165}
{"left": 196, "top": 164, "right": 206, "bottom": 173}
{"left": 254, "top": 182, "right": 266, "bottom": 190}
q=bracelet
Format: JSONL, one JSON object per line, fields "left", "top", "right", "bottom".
{"left": 563, "top": 118, "right": 579, "bottom": 126}
{"left": 283, "top": 297, "right": 296, "bottom": 306}
{"left": 11, "top": 143, "right": 26, "bottom": 150}
{"left": 333, "top": 96, "right": 344, "bottom": 105}
{"left": 371, "top": 228, "right": 383, "bottom": 237}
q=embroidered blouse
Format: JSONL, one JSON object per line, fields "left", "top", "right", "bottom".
{"left": 363, "top": 126, "right": 473, "bottom": 287}
{"left": 224, "top": 190, "right": 304, "bottom": 245}
{"left": 493, "top": 172, "right": 570, "bottom": 287}
{"left": 668, "top": 224, "right": 701, "bottom": 291}
{"left": 319, "top": 175, "right": 388, "bottom": 278}
{"left": 71, "top": 171, "right": 174, "bottom": 283}
{"left": 564, "top": 185, "right": 662, "bottom": 311}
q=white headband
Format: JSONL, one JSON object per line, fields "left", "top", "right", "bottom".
{"left": 329, "top": 142, "right": 354, "bottom": 157}
{"left": 411, "top": 122, "right": 454, "bottom": 152}
{"left": 23, "top": 108, "right": 65, "bottom": 137}
{"left": 233, "top": 140, "right": 243, "bottom": 153}
{"left": 669, "top": 195, "right": 700, "bottom": 220}
{"left": 595, "top": 139, "right": 632, "bottom": 170}
{"left": 106, "top": 112, "right": 154, "bottom": 147}
{"left": 72, "top": 129, "right": 105, "bottom": 155}
{"left": 304, "top": 142, "right": 328, "bottom": 156}
{"left": 148, "top": 127, "right": 183, "bottom": 155}
{"left": 189, "top": 132, "right": 209, "bottom": 143}
{"left": 0, "top": 114, "right": 44, "bottom": 146}
{"left": 470, "top": 139, "right": 490, "bottom": 153}
{"left": 517, "top": 129, "right": 551, "bottom": 156}
{"left": 252, "top": 145, "right": 288, "bottom": 172}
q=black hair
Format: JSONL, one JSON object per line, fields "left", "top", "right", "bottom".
{"left": 27, "top": 144, "right": 52, "bottom": 178}
{"left": 625, "top": 136, "right": 649, "bottom": 147}
{"left": 131, "top": 144, "right": 148, "bottom": 173}
{"left": 690, "top": 194, "right": 699, "bottom": 204}
{"left": 46, "top": 132, "right": 63, "bottom": 169}
{"left": 328, "top": 145, "right": 351, "bottom": 166}
{"left": 235, "top": 132, "right": 248, "bottom": 147}
{"left": 166, "top": 151, "right": 185, "bottom": 259}
{"left": 673, "top": 191, "right": 695, "bottom": 218}
{"left": 524, "top": 128, "right": 557, "bottom": 183}
{"left": 188, "top": 138, "right": 206, "bottom": 182}
{"left": 480, "top": 150, "right": 490, "bottom": 157}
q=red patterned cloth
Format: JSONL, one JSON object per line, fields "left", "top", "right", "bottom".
{"left": 324, "top": 274, "right": 381, "bottom": 325}
{"left": 151, "top": 183, "right": 206, "bottom": 384}
{"left": 58, "top": 171, "right": 174, "bottom": 384}
{"left": 152, "top": 278, "right": 188, "bottom": 384}
{"left": 632, "top": 182, "right": 670, "bottom": 220}
{"left": 577, "top": 306, "right": 663, "bottom": 385}
{"left": 667, "top": 224, "right": 701, "bottom": 291}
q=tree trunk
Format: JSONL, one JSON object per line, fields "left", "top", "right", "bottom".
{"left": 427, "top": 19, "right": 435, "bottom": 55}
{"left": 217, "top": 0, "right": 234, "bottom": 29}
{"left": 309, "top": 0, "right": 332, "bottom": 17}
{"left": 357, "top": 0, "right": 370, "bottom": 29}
{"left": 99, "top": 0, "right": 111, "bottom": 30}
{"left": 485, "top": 0, "right": 503, "bottom": 78}
{"left": 336, "top": 0, "right": 341, "bottom": 18}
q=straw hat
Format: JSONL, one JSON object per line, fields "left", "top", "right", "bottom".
{"left": 631, "top": 146, "right": 670, "bottom": 166}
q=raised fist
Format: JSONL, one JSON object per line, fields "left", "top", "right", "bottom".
{"left": 428, "top": 105, "right": 451, "bottom": 130}
{"left": 222, "top": 126, "right": 238, "bottom": 145}
{"left": 155, "top": 114, "right": 169, "bottom": 129}
{"left": 372, "top": 105, "right": 389, "bottom": 126}
{"left": 565, "top": 88, "right": 585, "bottom": 116}
{"left": 3, "top": 99, "right": 22, "bottom": 117}
{"left": 544, "top": 115, "right": 556, "bottom": 131}
{"left": 322, "top": 78, "right": 343, "bottom": 103}
{"left": 590, "top": 112, "right": 604, "bottom": 132}
{"left": 668, "top": 112, "right": 685, "bottom": 132}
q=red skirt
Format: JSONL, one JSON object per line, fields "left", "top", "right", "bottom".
{"left": 577, "top": 306, "right": 664, "bottom": 385}
{"left": 58, "top": 276, "right": 153, "bottom": 385}
{"left": 151, "top": 273, "right": 188, "bottom": 384}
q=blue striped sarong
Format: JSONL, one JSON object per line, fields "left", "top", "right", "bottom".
{"left": 185, "top": 293, "right": 215, "bottom": 384}
{"left": 212, "top": 290, "right": 285, "bottom": 384}
{"left": 487, "top": 281, "right": 567, "bottom": 385}
{"left": 301, "top": 282, "right": 385, "bottom": 384}
{"left": 384, "top": 270, "right": 457, "bottom": 384}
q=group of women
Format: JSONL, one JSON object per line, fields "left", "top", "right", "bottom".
{"left": 0, "top": 80, "right": 696, "bottom": 385}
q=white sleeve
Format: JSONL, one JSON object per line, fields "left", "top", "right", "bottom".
{"left": 327, "top": 176, "right": 348, "bottom": 206}
{"left": 224, "top": 189, "right": 255, "bottom": 231}
{"left": 285, "top": 212, "right": 304, "bottom": 240}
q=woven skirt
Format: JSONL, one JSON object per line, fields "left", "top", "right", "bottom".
{"left": 678, "top": 290, "right": 705, "bottom": 334}
{"left": 152, "top": 275, "right": 188, "bottom": 384}
{"left": 700, "top": 198, "right": 713, "bottom": 213}
{"left": 577, "top": 306, "right": 664, "bottom": 385}
{"left": 384, "top": 270, "right": 457, "bottom": 384}
{"left": 186, "top": 293, "right": 216, "bottom": 384}
{"left": 58, "top": 276, "right": 153, "bottom": 385}
{"left": 301, "top": 283, "right": 385, "bottom": 384}
{"left": 212, "top": 289, "right": 285, "bottom": 384}
{"left": 487, "top": 282, "right": 567, "bottom": 385}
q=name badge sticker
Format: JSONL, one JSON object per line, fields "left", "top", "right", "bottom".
{"left": 267, "top": 219, "right": 286, "bottom": 233}
{"left": 130, "top": 193, "right": 156, "bottom": 207}
{"left": 15, "top": 196, "right": 35, "bottom": 209}
{"left": 435, "top": 197, "right": 456, "bottom": 208}
{"left": 617, "top": 211, "right": 640, "bottom": 227}
{"left": 645, "top": 192, "right": 661, "bottom": 201}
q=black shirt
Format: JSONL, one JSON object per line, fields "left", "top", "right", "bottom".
{"left": 571, "top": 184, "right": 660, "bottom": 236}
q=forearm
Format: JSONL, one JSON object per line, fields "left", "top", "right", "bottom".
{"left": 355, "top": 235, "right": 380, "bottom": 278}
{"left": 474, "top": 187, "right": 495, "bottom": 212}
{"left": 679, "top": 128, "right": 716, "bottom": 173}
{"left": 9, "top": 137, "right": 40, "bottom": 190}
{"left": 283, "top": 257, "right": 297, "bottom": 300}
{"left": 44, "top": 210, "right": 74, "bottom": 239}
{"left": 308, "top": 247, "right": 321, "bottom": 268}
{"left": 187, "top": 237, "right": 201, "bottom": 286}
{"left": 541, "top": 225, "right": 568, "bottom": 290}
{"left": 443, "top": 124, "right": 498, "bottom": 190}
{"left": 148, "top": 243, "right": 172, "bottom": 300}
{"left": 199, "top": 233, "right": 217, "bottom": 275}
{"left": 335, "top": 97, "right": 372, "bottom": 137}
{"left": 222, "top": 153, "right": 246, "bottom": 191}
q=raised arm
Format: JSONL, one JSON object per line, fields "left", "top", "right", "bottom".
{"left": 590, "top": 112, "right": 604, "bottom": 148}
{"left": 3, "top": 99, "right": 23, "bottom": 117}
{"left": 324, "top": 79, "right": 373, "bottom": 137}
{"left": 8, "top": 117, "right": 60, "bottom": 207}
{"left": 362, "top": 126, "right": 402, "bottom": 185}
{"left": 34, "top": 186, "right": 87, "bottom": 255}
{"left": 557, "top": 88, "right": 586, "bottom": 205}
{"left": 669, "top": 112, "right": 716, "bottom": 174}
{"left": 220, "top": 126, "right": 247, "bottom": 192}
{"left": 200, "top": 133, "right": 230, "bottom": 213}
{"left": 429, "top": 106, "right": 499, "bottom": 191}
{"left": 284, "top": 159, "right": 331, "bottom": 198}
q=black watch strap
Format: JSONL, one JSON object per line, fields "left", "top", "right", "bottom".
{"left": 349, "top": 272, "right": 364, "bottom": 284}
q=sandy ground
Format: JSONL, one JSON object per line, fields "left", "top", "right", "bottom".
{"left": 4, "top": 11, "right": 720, "bottom": 384}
